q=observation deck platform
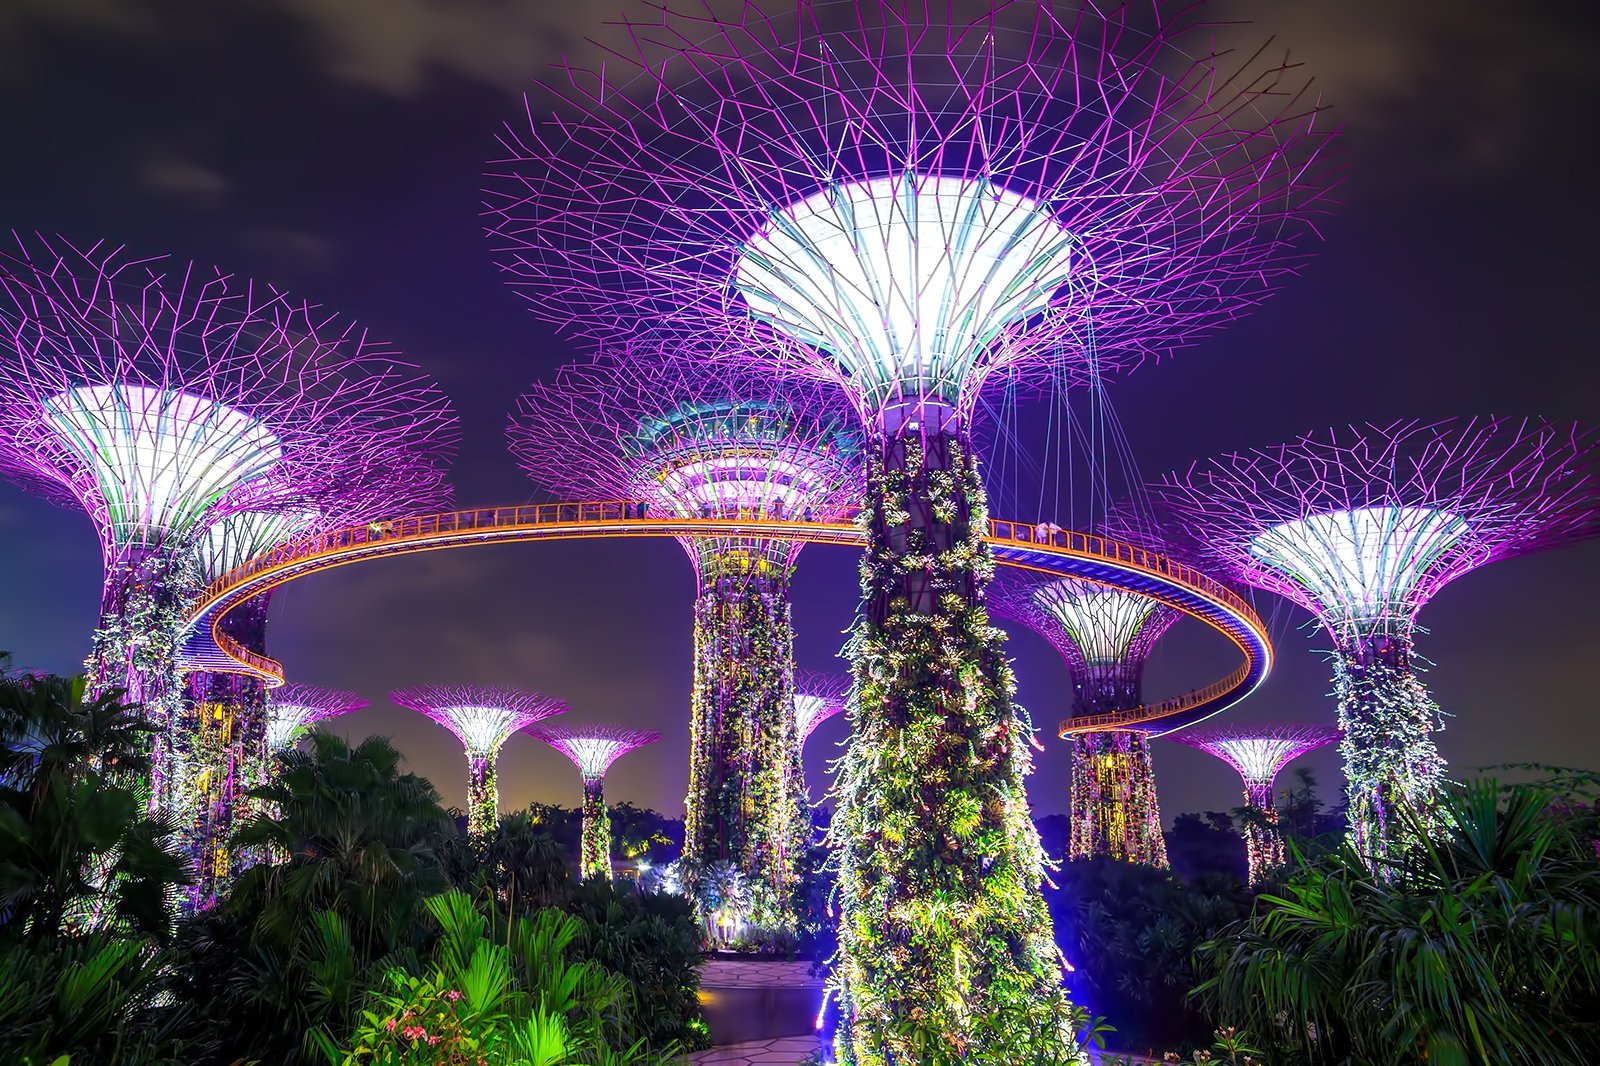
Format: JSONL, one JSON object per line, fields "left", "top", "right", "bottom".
{"left": 177, "top": 502, "right": 1270, "bottom": 736}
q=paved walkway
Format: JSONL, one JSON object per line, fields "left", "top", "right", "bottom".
{"left": 688, "top": 1035, "right": 822, "bottom": 1065}
{"left": 699, "top": 957, "right": 824, "bottom": 990}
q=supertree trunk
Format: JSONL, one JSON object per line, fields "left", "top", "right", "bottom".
{"left": 1069, "top": 730, "right": 1168, "bottom": 867}
{"left": 466, "top": 754, "right": 498, "bottom": 837}
{"left": 87, "top": 547, "right": 201, "bottom": 817}
{"left": 176, "top": 592, "right": 272, "bottom": 910}
{"left": 580, "top": 778, "right": 612, "bottom": 881}
{"left": 1242, "top": 781, "right": 1282, "bottom": 884}
{"left": 1335, "top": 633, "right": 1446, "bottom": 867}
{"left": 831, "top": 427, "right": 1072, "bottom": 1064}
{"left": 682, "top": 569, "right": 803, "bottom": 908}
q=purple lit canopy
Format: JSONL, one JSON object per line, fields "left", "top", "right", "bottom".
{"left": 487, "top": 0, "right": 1338, "bottom": 429}
{"left": 527, "top": 723, "right": 661, "bottom": 783}
{"left": 266, "top": 682, "right": 369, "bottom": 750}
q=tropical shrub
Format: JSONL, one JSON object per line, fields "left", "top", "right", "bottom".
{"left": 310, "top": 888, "right": 676, "bottom": 1065}
{"left": 1196, "top": 779, "right": 1600, "bottom": 1065}
{"left": 563, "top": 877, "right": 708, "bottom": 1053}
{"left": 1051, "top": 858, "right": 1254, "bottom": 1054}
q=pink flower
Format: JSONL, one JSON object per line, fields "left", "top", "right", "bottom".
{"left": 445, "top": 990, "right": 463, "bottom": 1002}
{"left": 429, "top": 1036, "right": 440, "bottom": 1046}
{"left": 384, "top": 1019, "right": 397, "bottom": 1032}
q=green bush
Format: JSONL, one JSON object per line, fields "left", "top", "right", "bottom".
{"left": 563, "top": 878, "right": 708, "bottom": 1052}
{"left": 1196, "top": 779, "right": 1600, "bottom": 1065}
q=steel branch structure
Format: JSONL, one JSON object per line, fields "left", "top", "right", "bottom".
{"left": 1168, "top": 725, "right": 1338, "bottom": 882}
{"left": 266, "top": 683, "right": 368, "bottom": 751}
{"left": 989, "top": 568, "right": 1178, "bottom": 866}
{"left": 0, "top": 234, "right": 457, "bottom": 907}
{"left": 527, "top": 723, "right": 659, "bottom": 880}
{"left": 793, "top": 670, "right": 851, "bottom": 748}
{"left": 488, "top": 3, "right": 1334, "bottom": 1053}
{"left": 510, "top": 348, "right": 858, "bottom": 910}
{"left": 1145, "top": 417, "right": 1600, "bottom": 864}
{"left": 391, "top": 685, "right": 567, "bottom": 836}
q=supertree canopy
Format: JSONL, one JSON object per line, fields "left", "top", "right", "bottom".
{"left": 1145, "top": 417, "right": 1600, "bottom": 864}
{"left": 0, "top": 235, "right": 458, "bottom": 894}
{"left": 527, "top": 723, "right": 659, "bottom": 881}
{"left": 509, "top": 348, "right": 858, "bottom": 911}
{"left": 1168, "top": 724, "right": 1338, "bottom": 882}
{"left": 792, "top": 669, "right": 850, "bottom": 749}
{"left": 989, "top": 569, "right": 1178, "bottom": 866}
{"left": 266, "top": 682, "right": 368, "bottom": 751}
{"left": 391, "top": 685, "right": 568, "bottom": 835}
{"left": 488, "top": 3, "right": 1334, "bottom": 1056}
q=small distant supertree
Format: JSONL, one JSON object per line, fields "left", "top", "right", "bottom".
{"left": 1168, "top": 725, "right": 1339, "bottom": 882}
{"left": 391, "top": 685, "right": 567, "bottom": 835}
{"left": 489, "top": 2, "right": 1335, "bottom": 1054}
{"left": 0, "top": 235, "right": 456, "bottom": 907}
{"left": 509, "top": 347, "right": 858, "bottom": 908}
{"left": 527, "top": 723, "right": 659, "bottom": 880}
{"left": 790, "top": 669, "right": 850, "bottom": 812}
{"left": 1145, "top": 418, "right": 1600, "bottom": 863}
{"left": 266, "top": 682, "right": 368, "bottom": 751}
{"left": 793, "top": 670, "right": 851, "bottom": 749}
{"left": 989, "top": 569, "right": 1178, "bottom": 866}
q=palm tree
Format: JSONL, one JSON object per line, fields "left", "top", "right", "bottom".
{"left": 0, "top": 668, "right": 188, "bottom": 942}
{"left": 1196, "top": 779, "right": 1600, "bottom": 1065}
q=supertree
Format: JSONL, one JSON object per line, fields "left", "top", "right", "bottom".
{"left": 789, "top": 669, "right": 850, "bottom": 818}
{"left": 988, "top": 568, "right": 1178, "bottom": 866}
{"left": 1143, "top": 418, "right": 1600, "bottom": 864}
{"left": 390, "top": 685, "right": 568, "bottom": 836}
{"left": 527, "top": 723, "right": 660, "bottom": 880}
{"left": 0, "top": 235, "right": 457, "bottom": 902}
{"left": 266, "top": 682, "right": 369, "bottom": 752}
{"left": 508, "top": 348, "right": 859, "bottom": 910}
{"left": 793, "top": 669, "right": 850, "bottom": 750}
{"left": 1167, "top": 724, "right": 1338, "bottom": 882}
{"left": 486, "top": 2, "right": 1335, "bottom": 1055}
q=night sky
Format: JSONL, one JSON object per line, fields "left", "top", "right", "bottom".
{"left": 1, "top": 1, "right": 1597, "bottom": 823}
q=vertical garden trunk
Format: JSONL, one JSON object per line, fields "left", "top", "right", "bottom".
{"left": 1068, "top": 730, "right": 1168, "bottom": 866}
{"left": 831, "top": 414, "right": 1075, "bottom": 1064}
{"left": 178, "top": 593, "right": 271, "bottom": 910}
{"left": 466, "top": 754, "right": 497, "bottom": 837}
{"left": 1336, "top": 632, "right": 1445, "bottom": 868}
{"left": 88, "top": 547, "right": 200, "bottom": 817}
{"left": 580, "top": 778, "right": 612, "bottom": 880}
{"left": 682, "top": 568, "right": 802, "bottom": 910}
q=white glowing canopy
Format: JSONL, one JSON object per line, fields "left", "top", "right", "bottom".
{"left": 267, "top": 702, "right": 325, "bottom": 750}
{"left": 1033, "top": 579, "right": 1165, "bottom": 665}
{"left": 194, "top": 508, "right": 318, "bottom": 582}
{"left": 42, "top": 384, "right": 282, "bottom": 547}
{"left": 1194, "top": 735, "right": 1330, "bottom": 787}
{"left": 793, "top": 692, "right": 844, "bottom": 743}
{"left": 1249, "top": 506, "right": 1469, "bottom": 630}
{"left": 735, "top": 173, "right": 1075, "bottom": 413}
{"left": 433, "top": 705, "right": 543, "bottom": 756}
{"left": 553, "top": 736, "right": 637, "bottom": 781}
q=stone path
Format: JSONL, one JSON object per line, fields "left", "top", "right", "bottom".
{"left": 688, "top": 1035, "right": 822, "bottom": 1065}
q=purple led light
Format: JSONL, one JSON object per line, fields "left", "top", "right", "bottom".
{"left": 508, "top": 343, "right": 861, "bottom": 581}
{"left": 527, "top": 723, "right": 660, "bottom": 783}
{"left": 793, "top": 670, "right": 850, "bottom": 745}
{"left": 391, "top": 684, "right": 568, "bottom": 757}
{"left": 487, "top": 0, "right": 1338, "bottom": 426}
{"left": 1142, "top": 418, "right": 1600, "bottom": 642}
{"left": 267, "top": 682, "right": 368, "bottom": 750}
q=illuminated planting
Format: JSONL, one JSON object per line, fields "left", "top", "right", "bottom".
{"left": 989, "top": 571, "right": 1178, "bottom": 865}
{"left": 489, "top": 2, "right": 1334, "bottom": 1054}
{"left": 1168, "top": 725, "right": 1339, "bottom": 882}
{"left": 391, "top": 685, "right": 567, "bottom": 835}
{"left": 510, "top": 349, "right": 858, "bottom": 911}
{"left": 1145, "top": 418, "right": 1600, "bottom": 864}
{"left": 527, "top": 724, "right": 659, "bottom": 880}
{"left": 0, "top": 235, "right": 458, "bottom": 891}
{"left": 267, "top": 683, "right": 368, "bottom": 751}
